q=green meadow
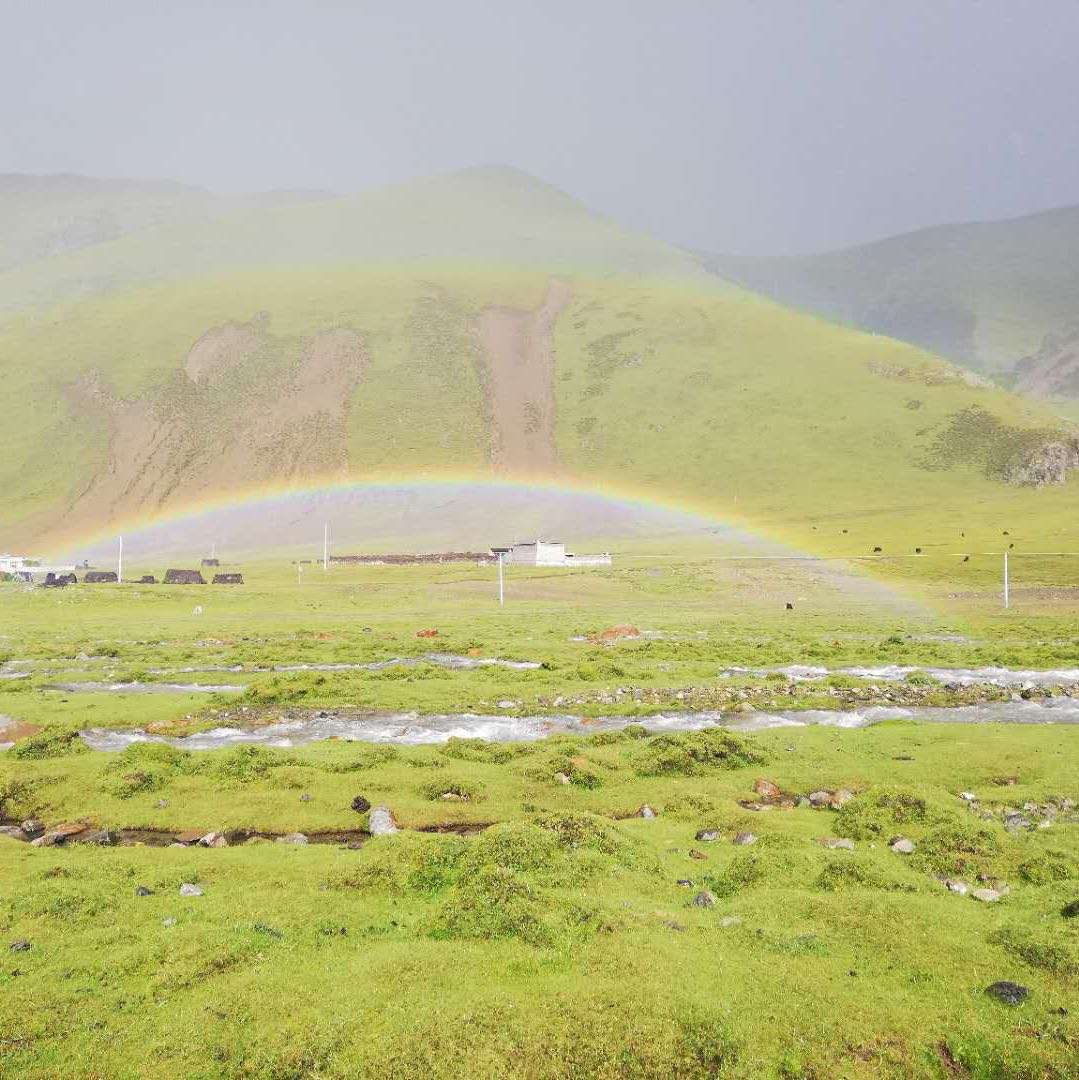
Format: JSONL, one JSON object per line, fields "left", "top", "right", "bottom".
{"left": 1, "top": 562, "right": 1077, "bottom": 1077}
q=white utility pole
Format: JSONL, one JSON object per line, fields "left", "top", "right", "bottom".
{"left": 498, "top": 553, "right": 505, "bottom": 606}
{"left": 323, "top": 522, "right": 329, "bottom": 571}
{"left": 1003, "top": 551, "right": 1009, "bottom": 608}
{"left": 117, "top": 535, "right": 123, "bottom": 583}
{"left": 297, "top": 562, "right": 303, "bottom": 586}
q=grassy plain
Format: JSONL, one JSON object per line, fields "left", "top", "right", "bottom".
{"left": 1, "top": 561, "right": 1077, "bottom": 1077}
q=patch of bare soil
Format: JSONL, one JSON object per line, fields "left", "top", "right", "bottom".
{"left": 60, "top": 317, "right": 368, "bottom": 534}
{"left": 477, "top": 279, "right": 571, "bottom": 474}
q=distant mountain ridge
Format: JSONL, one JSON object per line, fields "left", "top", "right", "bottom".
{"left": 700, "top": 204, "right": 1079, "bottom": 402}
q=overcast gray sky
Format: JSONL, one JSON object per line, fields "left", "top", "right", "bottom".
{"left": 3, "top": 0, "right": 1077, "bottom": 254}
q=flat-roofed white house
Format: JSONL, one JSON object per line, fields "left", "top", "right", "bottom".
{"left": 1, "top": 555, "right": 77, "bottom": 581}
{"left": 490, "top": 540, "right": 612, "bottom": 567}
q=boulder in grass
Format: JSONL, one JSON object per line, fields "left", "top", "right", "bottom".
{"left": 350, "top": 795, "right": 371, "bottom": 814}
{"left": 637, "top": 805, "right": 657, "bottom": 819}
{"left": 890, "top": 837, "right": 916, "bottom": 854}
{"left": 821, "top": 837, "right": 855, "bottom": 851}
{"left": 985, "top": 981, "right": 1028, "bottom": 1005}
{"left": 754, "top": 778, "right": 782, "bottom": 800}
{"left": 695, "top": 830, "right": 720, "bottom": 842}
{"left": 732, "top": 832, "right": 757, "bottom": 846}
{"left": 179, "top": 883, "right": 203, "bottom": 897}
{"left": 1062, "top": 899, "right": 1079, "bottom": 918}
{"left": 972, "top": 888, "right": 1003, "bottom": 903}
{"left": 692, "top": 890, "right": 717, "bottom": 908}
{"left": 368, "top": 807, "right": 399, "bottom": 836}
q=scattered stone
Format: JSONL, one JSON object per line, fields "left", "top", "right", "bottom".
{"left": 821, "top": 837, "right": 855, "bottom": 851}
{"left": 719, "top": 916, "right": 743, "bottom": 928}
{"left": 891, "top": 838, "right": 916, "bottom": 854}
{"left": 176, "top": 830, "right": 203, "bottom": 845}
{"left": 944, "top": 879, "right": 969, "bottom": 895}
{"left": 19, "top": 819, "right": 44, "bottom": 838}
{"left": 0, "top": 826, "right": 25, "bottom": 841}
{"left": 368, "top": 806, "right": 398, "bottom": 836}
{"left": 415, "top": 628, "right": 439, "bottom": 638}
{"left": 9, "top": 940, "right": 31, "bottom": 953}
{"left": 198, "top": 832, "right": 228, "bottom": 848}
{"left": 179, "top": 883, "right": 204, "bottom": 897}
{"left": 554, "top": 772, "right": 571, "bottom": 785}
{"left": 51, "top": 822, "right": 88, "bottom": 839}
{"left": 732, "top": 832, "right": 757, "bottom": 846}
{"left": 277, "top": 833, "right": 308, "bottom": 845}
{"left": 637, "top": 804, "right": 657, "bottom": 819}
{"left": 30, "top": 834, "right": 61, "bottom": 848}
{"left": 985, "top": 981, "right": 1028, "bottom": 1005}
{"left": 972, "top": 888, "right": 1003, "bottom": 903}
{"left": 440, "top": 792, "right": 464, "bottom": 801}
{"left": 135, "top": 886, "right": 154, "bottom": 897}
{"left": 676, "top": 879, "right": 694, "bottom": 888}
{"left": 754, "top": 778, "right": 782, "bottom": 799}
{"left": 155, "top": 800, "right": 169, "bottom": 809}
{"left": 808, "top": 790, "right": 832, "bottom": 807}
{"left": 688, "top": 849, "right": 708, "bottom": 861}
{"left": 162, "top": 917, "right": 177, "bottom": 928}
{"left": 1004, "top": 813, "right": 1031, "bottom": 831}
{"left": 1062, "top": 899, "right": 1079, "bottom": 918}
{"left": 695, "top": 830, "right": 721, "bottom": 842}
{"left": 299, "top": 793, "right": 312, "bottom": 802}
{"left": 692, "top": 890, "right": 717, "bottom": 908}
{"left": 958, "top": 792, "right": 977, "bottom": 803}
{"left": 831, "top": 789, "right": 854, "bottom": 807}
{"left": 350, "top": 795, "right": 371, "bottom": 814}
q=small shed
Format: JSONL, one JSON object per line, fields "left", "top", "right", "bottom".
{"left": 201, "top": 558, "right": 220, "bottom": 567}
{"left": 164, "top": 569, "right": 206, "bottom": 585}
{"left": 212, "top": 573, "right": 244, "bottom": 585}
{"left": 84, "top": 570, "right": 118, "bottom": 583}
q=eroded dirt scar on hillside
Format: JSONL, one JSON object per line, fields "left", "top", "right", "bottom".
{"left": 476, "top": 279, "right": 571, "bottom": 473}
{"left": 60, "top": 314, "right": 368, "bottom": 532}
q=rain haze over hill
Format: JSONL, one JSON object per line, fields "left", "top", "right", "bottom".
{"left": 3, "top": 1, "right": 1078, "bottom": 255}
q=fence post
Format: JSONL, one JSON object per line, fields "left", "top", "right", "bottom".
{"left": 1003, "top": 551, "right": 1009, "bottom": 608}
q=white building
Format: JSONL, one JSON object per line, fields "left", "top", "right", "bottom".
{"left": 1, "top": 555, "right": 76, "bottom": 581}
{"left": 491, "top": 540, "right": 612, "bottom": 567}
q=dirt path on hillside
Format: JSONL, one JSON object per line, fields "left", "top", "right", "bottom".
{"left": 58, "top": 318, "right": 368, "bottom": 536}
{"left": 477, "top": 279, "right": 571, "bottom": 474}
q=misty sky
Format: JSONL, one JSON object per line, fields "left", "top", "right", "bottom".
{"left": 3, "top": 0, "right": 1078, "bottom": 254}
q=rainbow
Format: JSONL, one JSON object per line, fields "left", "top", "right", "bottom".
{"left": 52, "top": 469, "right": 764, "bottom": 560}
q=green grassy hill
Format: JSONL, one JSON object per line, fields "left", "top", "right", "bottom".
{"left": 3, "top": 169, "right": 1079, "bottom": 564}
{"left": 701, "top": 205, "right": 1079, "bottom": 399}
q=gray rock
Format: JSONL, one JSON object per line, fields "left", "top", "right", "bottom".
{"left": 9, "top": 940, "right": 31, "bottom": 953}
{"left": 808, "top": 790, "right": 832, "bottom": 807}
{"left": 958, "top": 792, "right": 977, "bottom": 803}
{"left": 198, "top": 831, "right": 228, "bottom": 848}
{"left": 1004, "top": 813, "right": 1031, "bottom": 831}
{"left": 985, "top": 981, "right": 1028, "bottom": 1005}
{"left": 832, "top": 789, "right": 854, "bottom": 807}
{"left": 0, "top": 826, "right": 26, "bottom": 841}
{"left": 944, "top": 879, "right": 969, "bottom": 895}
{"left": 821, "top": 837, "right": 855, "bottom": 850}
{"left": 692, "top": 890, "right": 717, "bottom": 908}
{"left": 162, "top": 917, "right": 177, "bottom": 928}
{"left": 155, "top": 800, "right": 169, "bottom": 809}
{"left": 77, "top": 829, "right": 116, "bottom": 846}
{"left": 277, "top": 832, "right": 309, "bottom": 845}
{"left": 350, "top": 795, "right": 371, "bottom": 813}
{"left": 554, "top": 772, "right": 571, "bottom": 785}
{"left": 890, "top": 838, "right": 915, "bottom": 854}
{"left": 135, "top": 885, "right": 154, "bottom": 896}
{"left": 676, "top": 879, "right": 694, "bottom": 887}
{"left": 179, "top": 883, "right": 204, "bottom": 897}
{"left": 299, "top": 793, "right": 312, "bottom": 802}
{"left": 732, "top": 832, "right": 757, "bottom": 846}
{"left": 972, "top": 888, "right": 1002, "bottom": 903}
{"left": 19, "top": 819, "right": 44, "bottom": 837}
{"left": 368, "top": 806, "right": 399, "bottom": 836}
{"left": 695, "top": 830, "right": 721, "bottom": 842}
{"left": 718, "top": 916, "right": 743, "bottom": 928}
{"left": 637, "top": 805, "right": 657, "bottom": 819}
{"left": 30, "top": 833, "right": 60, "bottom": 848}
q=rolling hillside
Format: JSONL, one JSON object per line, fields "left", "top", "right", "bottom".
{"left": 2, "top": 168, "right": 1079, "bottom": 562}
{"left": 702, "top": 205, "right": 1079, "bottom": 403}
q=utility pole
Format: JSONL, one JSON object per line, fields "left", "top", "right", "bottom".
{"left": 117, "top": 535, "right": 123, "bottom": 583}
{"left": 498, "top": 553, "right": 504, "bottom": 606}
{"left": 1003, "top": 551, "right": 1009, "bottom": 609}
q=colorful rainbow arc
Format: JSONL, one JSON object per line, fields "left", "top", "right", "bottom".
{"left": 51, "top": 470, "right": 757, "bottom": 554}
